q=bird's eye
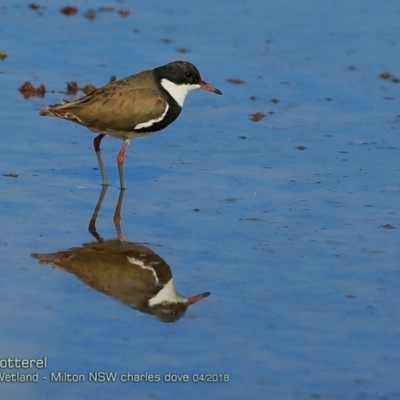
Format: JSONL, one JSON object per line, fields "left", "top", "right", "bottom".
{"left": 185, "top": 72, "right": 192, "bottom": 79}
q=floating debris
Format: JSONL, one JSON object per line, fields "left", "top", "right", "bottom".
{"left": 119, "top": 8, "right": 129, "bottom": 17}
{"left": 0, "top": 51, "right": 6, "bottom": 60}
{"left": 60, "top": 5, "right": 78, "bottom": 16}
{"left": 84, "top": 9, "right": 96, "bottom": 20}
{"left": 29, "top": 3, "right": 40, "bottom": 10}
{"left": 19, "top": 81, "right": 45, "bottom": 98}
{"left": 66, "top": 81, "right": 79, "bottom": 95}
{"left": 227, "top": 78, "right": 245, "bottom": 85}
{"left": 2, "top": 173, "right": 18, "bottom": 178}
{"left": 176, "top": 47, "right": 189, "bottom": 53}
{"left": 271, "top": 97, "right": 280, "bottom": 104}
{"left": 161, "top": 38, "right": 173, "bottom": 43}
{"left": 66, "top": 78, "right": 114, "bottom": 96}
{"left": 382, "top": 223, "right": 397, "bottom": 229}
{"left": 379, "top": 71, "right": 391, "bottom": 80}
{"left": 82, "top": 83, "right": 97, "bottom": 95}
{"left": 379, "top": 71, "right": 400, "bottom": 83}
{"left": 250, "top": 111, "right": 266, "bottom": 122}
{"left": 296, "top": 145, "right": 307, "bottom": 151}
{"left": 249, "top": 96, "right": 257, "bottom": 101}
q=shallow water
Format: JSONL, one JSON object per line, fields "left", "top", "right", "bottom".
{"left": 1, "top": 0, "right": 400, "bottom": 399}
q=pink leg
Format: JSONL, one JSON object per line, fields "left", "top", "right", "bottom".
{"left": 117, "top": 139, "right": 130, "bottom": 190}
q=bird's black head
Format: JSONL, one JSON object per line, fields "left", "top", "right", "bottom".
{"left": 154, "top": 61, "right": 202, "bottom": 86}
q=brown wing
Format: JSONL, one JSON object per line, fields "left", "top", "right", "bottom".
{"left": 43, "top": 71, "right": 168, "bottom": 133}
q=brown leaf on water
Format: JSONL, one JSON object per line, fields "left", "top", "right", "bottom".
{"left": 250, "top": 112, "right": 266, "bottom": 122}
{"left": 66, "top": 81, "right": 78, "bottom": 95}
{"left": 82, "top": 83, "right": 97, "bottom": 95}
{"left": 60, "top": 6, "right": 78, "bottom": 16}
{"left": 379, "top": 71, "right": 391, "bottom": 80}
{"left": 119, "top": 8, "right": 129, "bottom": 17}
{"left": 19, "top": 82, "right": 45, "bottom": 99}
{"left": 176, "top": 47, "right": 189, "bottom": 53}
{"left": 66, "top": 80, "right": 110, "bottom": 96}
{"left": 3, "top": 173, "right": 19, "bottom": 178}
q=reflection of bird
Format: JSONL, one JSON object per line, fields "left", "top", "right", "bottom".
{"left": 31, "top": 187, "right": 210, "bottom": 323}
{"left": 32, "top": 241, "right": 209, "bottom": 323}
{"left": 39, "top": 61, "right": 222, "bottom": 189}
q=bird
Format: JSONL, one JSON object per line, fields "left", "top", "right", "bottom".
{"left": 39, "top": 61, "right": 222, "bottom": 189}
{"left": 31, "top": 240, "right": 210, "bottom": 323}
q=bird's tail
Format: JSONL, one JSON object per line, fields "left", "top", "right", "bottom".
{"left": 39, "top": 107, "right": 57, "bottom": 117}
{"left": 39, "top": 101, "right": 81, "bottom": 123}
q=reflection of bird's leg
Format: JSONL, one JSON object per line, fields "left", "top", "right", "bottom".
{"left": 114, "top": 188, "right": 125, "bottom": 242}
{"left": 94, "top": 134, "right": 109, "bottom": 186}
{"left": 117, "top": 139, "right": 130, "bottom": 190}
{"left": 88, "top": 185, "right": 108, "bottom": 242}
